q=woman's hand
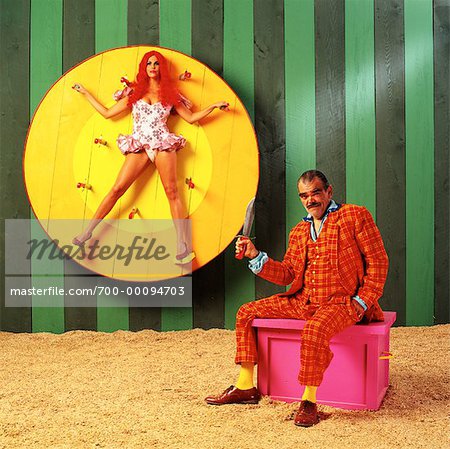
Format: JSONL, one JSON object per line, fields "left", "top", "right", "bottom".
{"left": 175, "top": 100, "right": 229, "bottom": 124}
{"left": 182, "top": 97, "right": 193, "bottom": 109}
{"left": 71, "top": 83, "right": 129, "bottom": 119}
{"left": 213, "top": 101, "right": 229, "bottom": 111}
{"left": 236, "top": 236, "right": 258, "bottom": 259}
{"left": 72, "top": 83, "right": 87, "bottom": 94}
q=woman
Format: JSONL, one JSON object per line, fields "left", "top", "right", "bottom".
{"left": 72, "top": 50, "right": 228, "bottom": 263}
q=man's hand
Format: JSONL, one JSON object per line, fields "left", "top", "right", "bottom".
{"left": 236, "top": 236, "right": 259, "bottom": 259}
{"left": 351, "top": 299, "right": 365, "bottom": 321}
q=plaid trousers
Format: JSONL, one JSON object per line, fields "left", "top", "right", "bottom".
{"left": 234, "top": 294, "right": 358, "bottom": 386}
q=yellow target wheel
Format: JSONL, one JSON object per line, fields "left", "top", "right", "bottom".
{"left": 24, "top": 46, "right": 259, "bottom": 280}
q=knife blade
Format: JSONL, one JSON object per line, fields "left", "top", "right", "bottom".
{"left": 235, "top": 197, "right": 255, "bottom": 260}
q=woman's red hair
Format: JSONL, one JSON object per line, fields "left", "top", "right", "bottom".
{"left": 128, "top": 50, "right": 180, "bottom": 107}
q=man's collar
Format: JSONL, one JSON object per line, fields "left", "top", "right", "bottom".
{"left": 302, "top": 199, "right": 340, "bottom": 222}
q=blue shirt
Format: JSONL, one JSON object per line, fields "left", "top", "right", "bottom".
{"left": 302, "top": 199, "right": 340, "bottom": 241}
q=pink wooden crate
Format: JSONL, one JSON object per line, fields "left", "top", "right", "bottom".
{"left": 252, "top": 311, "right": 396, "bottom": 410}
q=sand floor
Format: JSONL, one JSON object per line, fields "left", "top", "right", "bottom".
{"left": 0, "top": 325, "right": 448, "bottom": 449}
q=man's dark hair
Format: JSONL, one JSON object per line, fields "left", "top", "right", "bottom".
{"left": 298, "top": 170, "right": 330, "bottom": 190}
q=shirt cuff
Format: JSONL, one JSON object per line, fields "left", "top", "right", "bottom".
{"left": 248, "top": 251, "right": 269, "bottom": 274}
{"left": 353, "top": 295, "right": 368, "bottom": 311}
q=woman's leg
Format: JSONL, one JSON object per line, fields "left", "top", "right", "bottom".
{"left": 154, "top": 151, "right": 191, "bottom": 255}
{"left": 74, "top": 152, "right": 150, "bottom": 243}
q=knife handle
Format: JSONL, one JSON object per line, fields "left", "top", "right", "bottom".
{"left": 235, "top": 242, "right": 247, "bottom": 260}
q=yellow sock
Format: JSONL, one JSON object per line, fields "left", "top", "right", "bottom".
{"left": 235, "top": 363, "right": 255, "bottom": 390}
{"left": 302, "top": 386, "right": 318, "bottom": 403}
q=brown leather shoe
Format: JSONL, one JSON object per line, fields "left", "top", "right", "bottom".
{"left": 205, "top": 385, "right": 261, "bottom": 405}
{"left": 294, "top": 400, "right": 319, "bottom": 427}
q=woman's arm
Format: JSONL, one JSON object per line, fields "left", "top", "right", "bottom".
{"left": 174, "top": 100, "right": 229, "bottom": 124}
{"left": 72, "top": 83, "right": 129, "bottom": 119}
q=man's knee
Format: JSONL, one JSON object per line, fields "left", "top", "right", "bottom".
{"left": 302, "top": 319, "right": 331, "bottom": 346}
{"left": 236, "top": 301, "right": 256, "bottom": 322}
{"left": 236, "top": 302, "right": 254, "bottom": 321}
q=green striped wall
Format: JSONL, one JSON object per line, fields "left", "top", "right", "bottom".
{"left": 345, "top": 0, "right": 376, "bottom": 216}
{"left": 223, "top": 0, "right": 255, "bottom": 329}
{"left": 404, "top": 0, "right": 435, "bottom": 325}
{"left": 285, "top": 0, "right": 316, "bottom": 232}
{"left": 30, "top": 0, "right": 65, "bottom": 333}
{"left": 0, "top": 0, "right": 448, "bottom": 333}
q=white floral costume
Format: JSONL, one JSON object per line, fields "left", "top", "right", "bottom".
{"left": 114, "top": 87, "right": 186, "bottom": 162}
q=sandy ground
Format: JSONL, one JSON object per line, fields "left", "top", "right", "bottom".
{"left": 0, "top": 325, "right": 448, "bottom": 449}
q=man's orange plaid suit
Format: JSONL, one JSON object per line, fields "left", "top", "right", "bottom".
{"left": 235, "top": 204, "right": 389, "bottom": 386}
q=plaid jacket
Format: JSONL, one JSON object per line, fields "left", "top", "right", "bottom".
{"left": 258, "top": 204, "right": 389, "bottom": 321}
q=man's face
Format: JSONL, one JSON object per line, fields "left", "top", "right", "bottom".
{"left": 298, "top": 177, "right": 333, "bottom": 220}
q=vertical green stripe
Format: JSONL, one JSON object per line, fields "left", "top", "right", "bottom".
{"left": 285, "top": 0, "right": 316, "bottom": 234}
{"left": 433, "top": 0, "right": 450, "bottom": 324}
{"left": 95, "top": 0, "right": 129, "bottom": 332}
{"left": 223, "top": 0, "right": 255, "bottom": 329}
{"left": 160, "top": 0, "right": 191, "bottom": 54}
{"left": 405, "top": 0, "right": 434, "bottom": 325}
{"left": 159, "top": 0, "right": 193, "bottom": 331}
{"left": 97, "top": 279, "right": 129, "bottom": 333}
{"left": 223, "top": 0, "right": 254, "bottom": 122}
{"left": 315, "top": 0, "right": 346, "bottom": 202}
{"left": 30, "top": 0, "right": 63, "bottom": 112}
{"left": 30, "top": 0, "right": 64, "bottom": 333}
{"left": 31, "top": 218, "right": 64, "bottom": 333}
{"left": 95, "top": 0, "right": 128, "bottom": 53}
{"left": 0, "top": 0, "right": 32, "bottom": 332}
{"left": 345, "top": 0, "right": 376, "bottom": 217}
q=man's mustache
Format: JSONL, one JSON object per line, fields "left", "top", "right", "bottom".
{"left": 307, "top": 203, "right": 320, "bottom": 209}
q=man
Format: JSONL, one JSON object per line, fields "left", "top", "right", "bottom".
{"left": 205, "top": 170, "right": 389, "bottom": 427}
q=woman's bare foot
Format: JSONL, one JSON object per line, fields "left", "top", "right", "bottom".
{"left": 72, "top": 231, "right": 93, "bottom": 247}
{"left": 175, "top": 242, "right": 195, "bottom": 264}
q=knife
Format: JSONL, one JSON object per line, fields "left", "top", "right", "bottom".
{"left": 235, "top": 197, "right": 255, "bottom": 260}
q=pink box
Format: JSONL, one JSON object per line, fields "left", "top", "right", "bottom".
{"left": 252, "top": 311, "right": 396, "bottom": 410}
